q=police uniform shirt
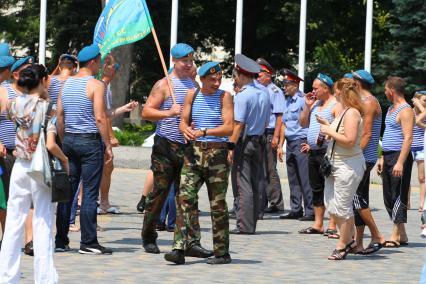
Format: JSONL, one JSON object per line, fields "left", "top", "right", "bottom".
{"left": 266, "top": 83, "right": 285, "bottom": 129}
{"left": 282, "top": 90, "right": 308, "bottom": 141}
{"left": 234, "top": 82, "right": 270, "bottom": 136}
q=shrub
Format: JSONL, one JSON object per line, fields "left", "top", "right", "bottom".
{"left": 114, "top": 122, "right": 156, "bottom": 146}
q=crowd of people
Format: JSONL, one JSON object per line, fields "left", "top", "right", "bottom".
{"left": 0, "top": 40, "right": 424, "bottom": 282}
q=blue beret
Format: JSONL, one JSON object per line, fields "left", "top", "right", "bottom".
{"left": 316, "top": 73, "right": 333, "bottom": 88}
{"left": 11, "top": 56, "right": 34, "bottom": 72}
{"left": 352, "top": 70, "right": 375, "bottom": 85}
{"left": 0, "top": 56, "right": 15, "bottom": 68}
{"left": 171, "top": 43, "right": 194, "bottom": 59}
{"left": 77, "top": 44, "right": 100, "bottom": 62}
{"left": 235, "top": 54, "right": 261, "bottom": 74}
{"left": 198, "top": 62, "right": 221, "bottom": 77}
{"left": 416, "top": 90, "right": 426, "bottom": 95}
{"left": 343, "top": 73, "right": 353, "bottom": 79}
{"left": 0, "top": 43, "right": 10, "bottom": 56}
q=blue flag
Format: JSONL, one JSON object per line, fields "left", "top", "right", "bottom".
{"left": 93, "top": 0, "right": 154, "bottom": 58}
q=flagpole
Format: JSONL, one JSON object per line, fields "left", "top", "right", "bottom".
{"left": 151, "top": 27, "right": 176, "bottom": 104}
{"left": 39, "top": 0, "right": 47, "bottom": 65}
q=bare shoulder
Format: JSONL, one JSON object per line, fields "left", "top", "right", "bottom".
{"left": 88, "top": 78, "right": 105, "bottom": 89}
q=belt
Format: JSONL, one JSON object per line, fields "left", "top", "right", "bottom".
{"left": 193, "top": 141, "right": 228, "bottom": 150}
{"left": 264, "top": 128, "right": 275, "bottom": 135}
{"left": 65, "top": 132, "right": 101, "bottom": 139}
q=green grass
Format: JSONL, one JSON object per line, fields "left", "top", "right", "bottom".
{"left": 114, "top": 123, "right": 155, "bottom": 146}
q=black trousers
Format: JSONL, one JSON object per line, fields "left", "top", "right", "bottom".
{"left": 308, "top": 149, "right": 327, "bottom": 207}
{"left": 382, "top": 151, "right": 413, "bottom": 224}
{"left": 353, "top": 162, "right": 376, "bottom": 226}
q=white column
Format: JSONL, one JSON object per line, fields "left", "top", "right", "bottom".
{"left": 364, "top": 0, "right": 373, "bottom": 72}
{"left": 170, "top": 0, "right": 179, "bottom": 67}
{"left": 298, "top": 0, "right": 307, "bottom": 91}
{"left": 235, "top": 0, "right": 243, "bottom": 55}
{"left": 39, "top": 0, "right": 47, "bottom": 65}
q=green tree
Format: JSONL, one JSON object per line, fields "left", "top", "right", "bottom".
{"left": 377, "top": 0, "right": 426, "bottom": 95}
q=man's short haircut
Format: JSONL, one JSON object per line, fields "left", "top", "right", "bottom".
{"left": 79, "top": 55, "right": 100, "bottom": 68}
{"left": 59, "top": 58, "right": 77, "bottom": 69}
{"left": 386, "top": 76, "right": 406, "bottom": 95}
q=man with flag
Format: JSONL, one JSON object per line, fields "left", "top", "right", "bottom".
{"left": 141, "top": 43, "right": 213, "bottom": 258}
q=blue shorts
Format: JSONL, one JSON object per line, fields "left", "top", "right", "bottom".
{"left": 412, "top": 149, "right": 424, "bottom": 161}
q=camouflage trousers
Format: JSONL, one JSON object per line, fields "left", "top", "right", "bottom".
{"left": 142, "top": 135, "right": 201, "bottom": 245}
{"left": 172, "top": 144, "right": 230, "bottom": 256}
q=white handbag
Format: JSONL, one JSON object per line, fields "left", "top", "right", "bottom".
{"left": 27, "top": 101, "right": 52, "bottom": 187}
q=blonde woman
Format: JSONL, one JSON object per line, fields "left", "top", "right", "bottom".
{"left": 317, "top": 78, "right": 366, "bottom": 260}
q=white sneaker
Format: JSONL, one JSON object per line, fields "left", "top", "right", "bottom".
{"left": 420, "top": 228, "right": 426, "bottom": 239}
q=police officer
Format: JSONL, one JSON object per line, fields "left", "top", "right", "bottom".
{"left": 276, "top": 69, "right": 314, "bottom": 221}
{"left": 255, "top": 58, "right": 285, "bottom": 214}
{"left": 230, "top": 54, "right": 270, "bottom": 234}
{"left": 164, "top": 62, "right": 233, "bottom": 265}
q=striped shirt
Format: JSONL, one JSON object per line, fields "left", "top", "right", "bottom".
{"left": 307, "top": 100, "right": 336, "bottom": 150}
{"left": 363, "top": 95, "right": 382, "bottom": 163}
{"left": 412, "top": 115, "right": 424, "bottom": 151}
{"left": 192, "top": 89, "right": 227, "bottom": 142}
{"left": 156, "top": 77, "right": 195, "bottom": 143}
{"left": 0, "top": 81, "right": 19, "bottom": 149}
{"left": 61, "top": 76, "right": 99, "bottom": 133}
{"left": 382, "top": 103, "right": 411, "bottom": 152}
{"left": 47, "top": 76, "right": 65, "bottom": 106}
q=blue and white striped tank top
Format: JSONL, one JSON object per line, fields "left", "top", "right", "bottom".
{"left": 156, "top": 77, "right": 195, "bottom": 143}
{"left": 363, "top": 96, "right": 382, "bottom": 163}
{"left": 61, "top": 76, "right": 99, "bottom": 133}
{"left": 382, "top": 103, "right": 411, "bottom": 152}
{"left": 412, "top": 115, "right": 424, "bottom": 151}
{"left": 192, "top": 89, "right": 227, "bottom": 142}
{"left": 307, "top": 100, "right": 336, "bottom": 150}
{"left": 47, "top": 76, "right": 65, "bottom": 106}
{"left": 0, "top": 81, "right": 18, "bottom": 149}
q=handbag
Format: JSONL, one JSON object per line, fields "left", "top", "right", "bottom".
{"left": 28, "top": 101, "right": 52, "bottom": 186}
{"left": 44, "top": 102, "right": 72, "bottom": 202}
{"left": 319, "top": 108, "right": 350, "bottom": 177}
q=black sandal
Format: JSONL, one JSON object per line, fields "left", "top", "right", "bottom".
{"left": 298, "top": 227, "right": 323, "bottom": 234}
{"left": 328, "top": 240, "right": 355, "bottom": 260}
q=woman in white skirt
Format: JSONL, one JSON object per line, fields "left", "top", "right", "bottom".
{"left": 0, "top": 64, "right": 67, "bottom": 283}
{"left": 317, "top": 78, "right": 366, "bottom": 260}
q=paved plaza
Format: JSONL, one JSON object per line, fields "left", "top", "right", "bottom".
{"left": 11, "top": 147, "right": 426, "bottom": 283}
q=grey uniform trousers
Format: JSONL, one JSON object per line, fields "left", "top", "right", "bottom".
{"left": 285, "top": 138, "right": 313, "bottom": 216}
{"left": 231, "top": 136, "right": 265, "bottom": 233}
{"left": 262, "top": 133, "right": 284, "bottom": 210}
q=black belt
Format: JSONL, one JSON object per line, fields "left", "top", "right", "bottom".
{"left": 65, "top": 132, "right": 101, "bottom": 140}
{"left": 382, "top": 150, "right": 399, "bottom": 155}
{"left": 264, "top": 128, "right": 275, "bottom": 135}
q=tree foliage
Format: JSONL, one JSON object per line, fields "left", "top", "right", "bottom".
{"left": 0, "top": 0, "right": 423, "bottom": 104}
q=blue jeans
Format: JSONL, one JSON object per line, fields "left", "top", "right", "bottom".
{"left": 55, "top": 133, "right": 104, "bottom": 247}
{"left": 159, "top": 183, "right": 176, "bottom": 229}
{"left": 69, "top": 180, "right": 82, "bottom": 225}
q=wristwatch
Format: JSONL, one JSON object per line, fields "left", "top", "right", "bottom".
{"left": 200, "top": 128, "right": 207, "bottom": 137}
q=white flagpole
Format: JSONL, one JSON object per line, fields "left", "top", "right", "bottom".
{"left": 170, "top": 0, "right": 179, "bottom": 68}
{"left": 364, "top": 0, "right": 373, "bottom": 72}
{"left": 298, "top": 0, "right": 307, "bottom": 92}
{"left": 235, "top": 0, "right": 243, "bottom": 55}
{"left": 39, "top": 0, "right": 47, "bottom": 65}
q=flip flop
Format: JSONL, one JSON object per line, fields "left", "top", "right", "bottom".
{"left": 357, "top": 242, "right": 382, "bottom": 255}
{"left": 382, "top": 240, "right": 399, "bottom": 248}
{"left": 298, "top": 227, "right": 323, "bottom": 234}
{"left": 323, "top": 229, "right": 337, "bottom": 237}
{"left": 328, "top": 232, "right": 340, "bottom": 239}
{"left": 105, "top": 206, "right": 121, "bottom": 214}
